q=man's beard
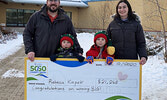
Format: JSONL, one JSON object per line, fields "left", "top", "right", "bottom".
{"left": 48, "top": 6, "right": 60, "bottom": 13}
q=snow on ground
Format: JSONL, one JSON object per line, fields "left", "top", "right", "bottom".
{"left": 1, "top": 69, "right": 24, "bottom": 78}
{"left": 0, "top": 34, "right": 23, "bottom": 61}
{"left": 0, "top": 32, "right": 167, "bottom": 99}
{"left": 77, "top": 32, "right": 94, "bottom": 57}
{"left": 142, "top": 52, "right": 167, "bottom": 99}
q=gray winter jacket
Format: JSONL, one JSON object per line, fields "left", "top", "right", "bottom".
{"left": 23, "top": 5, "right": 83, "bottom": 57}
{"left": 106, "top": 16, "right": 147, "bottom": 60}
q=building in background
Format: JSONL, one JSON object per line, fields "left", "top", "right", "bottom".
{"left": 0, "top": 0, "right": 88, "bottom": 32}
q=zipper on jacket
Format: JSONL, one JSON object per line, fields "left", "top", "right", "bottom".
{"left": 120, "top": 22, "right": 125, "bottom": 48}
{"left": 45, "top": 22, "right": 53, "bottom": 56}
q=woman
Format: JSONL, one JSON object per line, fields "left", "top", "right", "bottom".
{"left": 106, "top": 0, "right": 147, "bottom": 65}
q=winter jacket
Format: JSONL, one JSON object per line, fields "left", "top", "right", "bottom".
{"left": 106, "top": 16, "right": 147, "bottom": 60}
{"left": 50, "top": 47, "right": 85, "bottom": 62}
{"left": 55, "top": 47, "right": 78, "bottom": 58}
{"left": 86, "top": 44, "right": 112, "bottom": 59}
{"left": 23, "top": 5, "right": 83, "bottom": 57}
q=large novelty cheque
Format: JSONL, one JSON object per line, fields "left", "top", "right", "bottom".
{"left": 24, "top": 58, "right": 142, "bottom": 100}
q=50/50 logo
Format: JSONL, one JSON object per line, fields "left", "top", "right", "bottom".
{"left": 29, "top": 62, "right": 48, "bottom": 74}
{"left": 30, "top": 65, "right": 46, "bottom": 71}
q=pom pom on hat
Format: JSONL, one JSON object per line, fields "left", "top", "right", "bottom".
{"left": 60, "top": 34, "right": 75, "bottom": 47}
{"left": 107, "top": 38, "right": 115, "bottom": 55}
{"left": 107, "top": 46, "right": 115, "bottom": 55}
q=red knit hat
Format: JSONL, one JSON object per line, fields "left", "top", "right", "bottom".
{"left": 94, "top": 32, "right": 108, "bottom": 43}
{"left": 94, "top": 31, "right": 115, "bottom": 55}
{"left": 60, "top": 34, "right": 74, "bottom": 46}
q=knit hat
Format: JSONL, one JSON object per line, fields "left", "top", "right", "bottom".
{"left": 94, "top": 31, "right": 115, "bottom": 55}
{"left": 94, "top": 31, "right": 109, "bottom": 45}
{"left": 60, "top": 34, "right": 75, "bottom": 47}
{"left": 94, "top": 31, "right": 108, "bottom": 43}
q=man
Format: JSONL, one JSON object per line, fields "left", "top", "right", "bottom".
{"left": 23, "top": 0, "right": 83, "bottom": 61}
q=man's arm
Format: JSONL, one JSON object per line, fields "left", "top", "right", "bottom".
{"left": 23, "top": 13, "right": 37, "bottom": 61}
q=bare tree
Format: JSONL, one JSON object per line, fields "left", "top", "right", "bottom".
{"left": 155, "top": 0, "right": 167, "bottom": 62}
{"left": 90, "top": 2, "right": 113, "bottom": 31}
{"left": 145, "top": 0, "right": 167, "bottom": 62}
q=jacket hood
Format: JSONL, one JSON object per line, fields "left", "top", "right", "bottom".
{"left": 111, "top": 13, "right": 141, "bottom": 23}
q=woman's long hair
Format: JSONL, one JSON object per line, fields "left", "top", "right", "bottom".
{"left": 115, "top": 0, "right": 136, "bottom": 21}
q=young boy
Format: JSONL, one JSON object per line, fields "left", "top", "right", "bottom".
{"left": 50, "top": 34, "right": 85, "bottom": 62}
{"left": 86, "top": 31, "right": 115, "bottom": 65}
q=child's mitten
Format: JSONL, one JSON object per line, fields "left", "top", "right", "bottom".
{"left": 86, "top": 56, "right": 94, "bottom": 64}
{"left": 50, "top": 55, "right": 57, "bottom": 62}
{"left": 76, "top": 55, "right": 85, "bottom": 62}
{"left": 106, "top": 56, "right": 114, "bottom": 65}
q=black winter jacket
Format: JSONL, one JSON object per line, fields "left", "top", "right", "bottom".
{"left": 23, "top": 5, "right": 83, "bottom": 57}
{"left": 106, "top": 17, "right": 147, "bottom": 60}
{"left": 50, "top": 47, "right": 85, "bottom": 62}
{"left": 55, "top": 47, "right": 78, "bottom": 58}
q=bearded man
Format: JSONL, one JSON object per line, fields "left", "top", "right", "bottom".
{"left": 23, "top": 0, "right": 83, "bottom": 61}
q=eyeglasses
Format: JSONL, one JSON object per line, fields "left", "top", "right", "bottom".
{"left": 49, "top": 0, "right": 59, "bottom": 2}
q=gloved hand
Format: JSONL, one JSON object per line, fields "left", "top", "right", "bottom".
{"left": 86, "top": 56, "right": 94, "bottom": 64}
{"left": 106, "top": 56, "right": 114, "bottom": 65}
{"left": 76, "top": 55, "right": 85, "bottom": 62}
{"left": 50, "top": 55, "right": 57, "bottom": 62}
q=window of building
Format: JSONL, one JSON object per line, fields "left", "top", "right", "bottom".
{"left": 6, "top": 9, "right": 36, "bottom": 27}
{"left": 65, "top": 11, "right": 72, "bottom": 20}
{"left": 6, "top": 9, "right": 72, "bottom": 26}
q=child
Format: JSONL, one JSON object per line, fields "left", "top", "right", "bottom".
{"left": 86, "top": 31, "right": 115, "bottom": 65}
{"left": 50, "top": 34, "right": 85, "bottom": 62}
